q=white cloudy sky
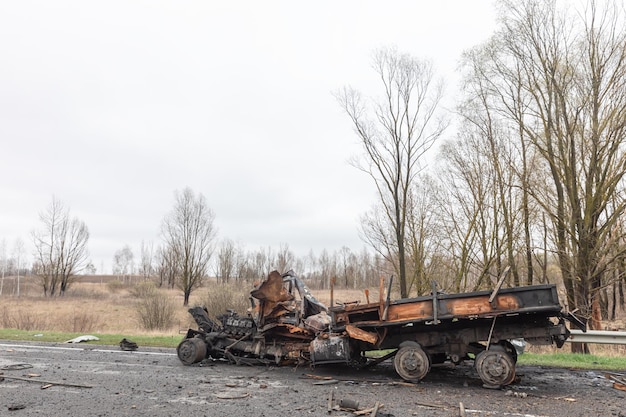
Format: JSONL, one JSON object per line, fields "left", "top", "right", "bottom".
{"left": 0, "top": 1, "right": 497, "bottom": 273}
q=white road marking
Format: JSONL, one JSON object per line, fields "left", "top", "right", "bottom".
{"left": 465, "top": 410, "right": 552, "bottom": 417}
{"left": 0, "top": 342, "right": 176, "bottom": 356}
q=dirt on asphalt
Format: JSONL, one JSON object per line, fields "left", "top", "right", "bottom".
{"left": 0, "top": 340, "right": 624, "bottom": 417}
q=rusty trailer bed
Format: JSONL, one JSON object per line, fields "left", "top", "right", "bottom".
{"left": 331, "top": 284, "right": 562, "bottom": 329}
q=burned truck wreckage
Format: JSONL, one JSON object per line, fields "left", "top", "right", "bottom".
{"left": 177, "top": 270, "right": 582, "bottom": 388}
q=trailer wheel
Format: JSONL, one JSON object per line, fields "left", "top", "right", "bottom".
{"left": 177, "top": 337, "right": 207, "bottom": 365}
{"left": 393, "top": 345, "right": 430, "bottom": 382}
{"left": 475, "top": 345, "right": 516, "bottom": 387}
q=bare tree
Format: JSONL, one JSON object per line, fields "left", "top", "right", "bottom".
{"left": 317, "top": 249, "right": 337, "bottom": 290}
{"left": 275, "top": 243, "right": 295, "bottom": 273}
{"left": 156, "top": 244, "right": 177, "bottom": 288}
{"left": 113, "top": 245, "right": 134, "bottom": 280}
{"left": 234, "top": 247, "right": 249, "bottom": 282}
{"left": 12, "top": 238, "right": 26, "bottom": 297}
{"left": 338, "top": 246, "right": 354, "bottom": 288}
{"left": 458, "top": 0, "right": 626, "bottom": 339}
{"left": 405, "top": 175, "right": 446, "bottom": 295}
{"left": 31, "top": 197, "right": 90, "bottom": 296}
{"left": 140, "top": 241, "right": 155, "bottom": 280}
{"left": 247, "top": 247, "right": 275, "bottom": 282}
{"left": 0, "top": 238, "right": 6, "bottom": 296}
{"left": 162, "top": 187, "right": 217, "bottom": 306}
{"left": 215, "top": 238, "right": 236, "bottom": 283}
{"left": 336, "top": 47, "right": 448, "bottom": 297}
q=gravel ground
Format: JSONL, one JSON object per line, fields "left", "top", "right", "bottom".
{"left": 0, "top": 340, "right": 624, "bottom": 417}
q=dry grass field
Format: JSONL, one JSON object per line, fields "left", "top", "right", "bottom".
{"left": 0, "top": 274, "right": 375, "bottom": 337}
{"left": 1, "top": 278, "right": 190, "bottom": 335}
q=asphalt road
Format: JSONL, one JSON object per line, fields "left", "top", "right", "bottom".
{"left": 0, "top": 340, "right": 624, "bottom": 417}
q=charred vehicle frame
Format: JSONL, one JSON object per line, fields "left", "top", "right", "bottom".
{"left": 177, "top": 270, "right": 583, "bottom": 388}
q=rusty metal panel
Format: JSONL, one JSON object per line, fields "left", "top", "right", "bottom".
{"left": 338, "top": 284, "right": 562, "bottom": 327}
{"left": 384, "top": 301, "right": 434, "bottom": 322}
{"left": 442, "top": 294, "right": 521, "bottom": 316}
{"left": 310, "top": 335, "right": 351, "bottom": 365}
{"left": 345, "top": 324, "right": 378, "bottom": 345}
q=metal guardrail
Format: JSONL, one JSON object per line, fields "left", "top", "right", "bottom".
{"left": 567, "top": 329, "right": 626, "bottom": 345}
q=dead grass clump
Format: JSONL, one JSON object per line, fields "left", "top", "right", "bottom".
{"left": 0, "top": 305, "right": 49, "bottom": 331}
{"left": 129, "top": 281, "right": 158, "bottom": 299}
{"left": 136, "top": 290, "right": 176, "bottom": 331}
{"left": 106, "top": 280, "right": 126, "bottom": 293}
{"left": 200, "top": 282, "right": 251, "bottom": 320}
{"left": 64, "top": 284, "right": 110, "bottom": 300}
{"left": 60, "top": 310, "right": 104, "bottom": 333}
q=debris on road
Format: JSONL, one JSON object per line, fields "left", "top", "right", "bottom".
{"left": 119, "top": 338, "right": 138, "bottom": 351}
{"left": 326, "top": 391, "right": 385, "bottom": 417}
{"left": 314, "top": 379, "right": 339, "bottom": 385}
{"left": 65, "top": 335, "right": 99, "bottom": 343}
{"left": 327, "top": 389, "right": 334, "bottom": 414}
{"left": 505, "top": 390, "right": 528, "bottom": 398}
{"left": 1, "top": 363, "right": 33, "bottom": 371}
{"left": 338, "top": 398, "right": 359, "bottom": 410}
{"left": 214, "top": 392, "right": 250, "bottom": 399}
{"left": 0, "top": 374, "right": 93, "bottom": 388}
{"left": 605, "top": 372, "right": 626, "bottom": 391}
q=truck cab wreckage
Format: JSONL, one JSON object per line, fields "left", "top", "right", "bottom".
{"left": 177, "top": 270, "right": 582, "bottom": 388}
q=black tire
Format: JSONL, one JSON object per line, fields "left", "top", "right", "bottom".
{"left": 393, "top": 344, "right": 431, "bottom": 382}
{"left": 475, "top": 345, "right": 516, "bottom": 387}
{"left": 177, "top": 337, "right": 207, "bottom": 365}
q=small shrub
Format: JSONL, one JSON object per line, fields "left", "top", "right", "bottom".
{"left": 200, "top": 282, "right": 251, "bottom": 321}
{"left": 0, "top": 306, "right": 11, "bottom": 328}
{"left": 130, "top": 281, "right": 157, "bottom": 299}
{"left": 0, "top": 306, "right": 48, "bottom": 331}
{"left": 136, "top": 291, "right": 175, "bottom": 331}
{"left": 65, "top": 287, "right": 109, "bottom": 300}
{"left": 61, "top": 310, "right": 103, "bottom": 333}
{"left": 106, "top": 280, "right": 126, "bottom": 293}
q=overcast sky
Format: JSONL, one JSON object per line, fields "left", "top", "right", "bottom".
{"left": 0, "top": 1, "right": 497, "bottom": 273}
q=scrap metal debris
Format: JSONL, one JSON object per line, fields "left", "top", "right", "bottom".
{"left": 0, "top": 374, "right": 93, "bottom": 389}
{"left": 0, "top": 363, "right": 92, "bottom": 389}
{"left": 314, "top": 379, "right": 339, "bottom": 385}
{"left": 338, "top": 398, "right": 359, "bottom": 410}
{"left": 605, "top": 372, "right": 626, "bottom": 392}
{"left": 119, "top": 338, "right": 138, "bottom": 351}
{"left": 326, "top": 391, "right": 387, "bottom": 416}
{"left": 1, "top": 363, "right": 33, "bottom": 371}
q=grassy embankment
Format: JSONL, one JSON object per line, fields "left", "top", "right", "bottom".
{"left": 518, "top": 351, "right": 626, "bottom": 370}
